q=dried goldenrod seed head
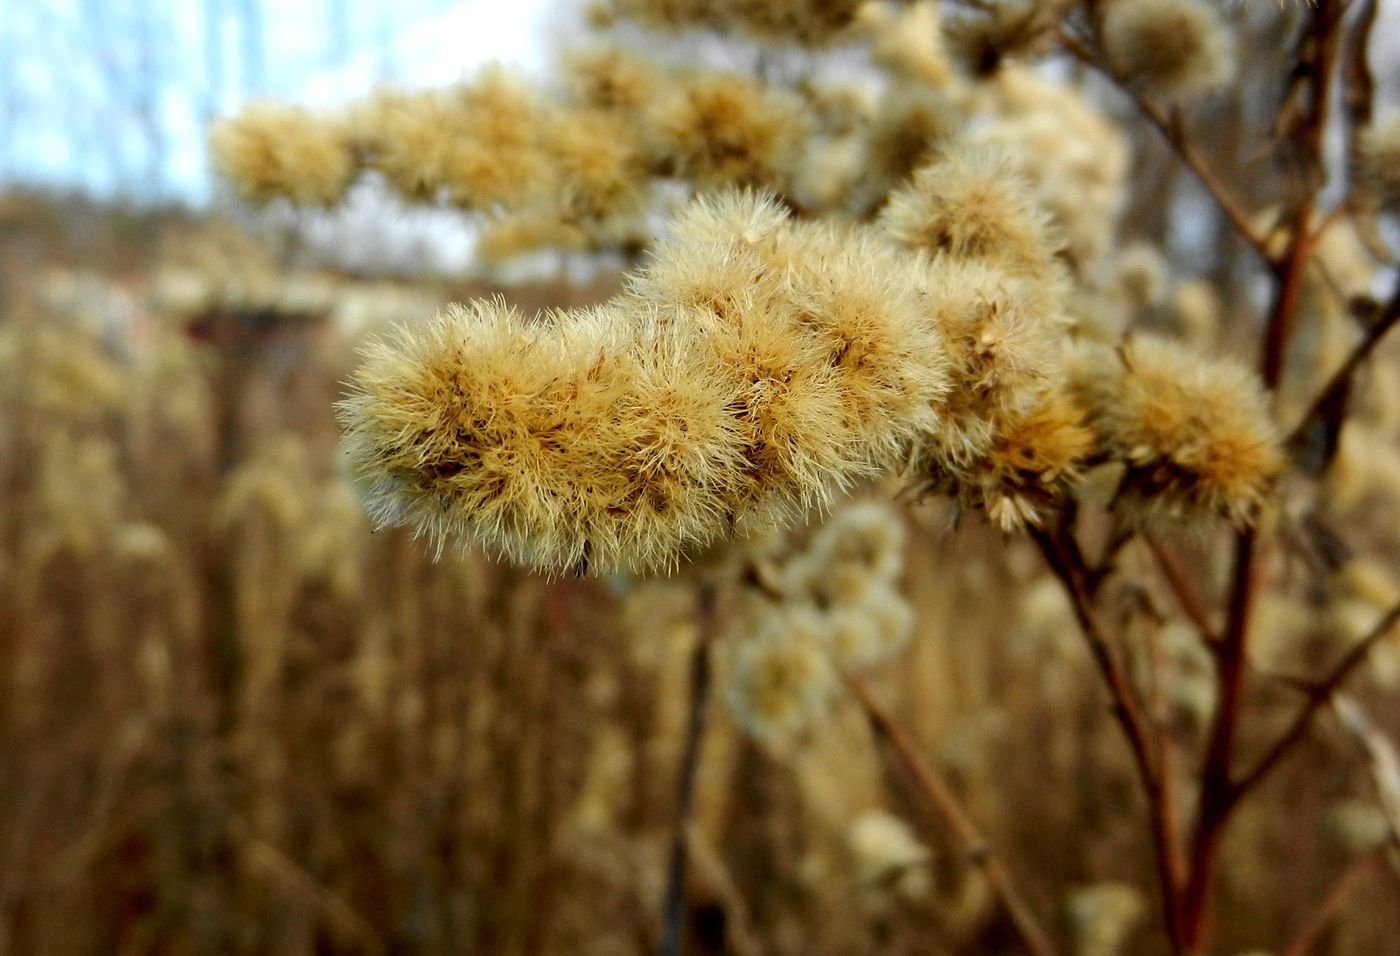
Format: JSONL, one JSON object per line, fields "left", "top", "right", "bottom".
{"left": 919, "top": 260, "right": 1070, "bottom": 469}
{"left": 859, "top": 1, "right": 955, "bottom": 88}
{"left": 542, "top": 108, "right": 648, "bottom": 222}
{"left": 826, "top": 581, "right": 915, "bottom": 669}
{"left": 965, "top": 388, "right": 1096, "bottom": 530}
{"left": 1068, "top": 883, "right": 1146, "bottom": 956}
{"left": 944, "top": 0, "right": 1063, "bottom": 76}
{"left": 811, "top": 501, "right": 905, "bottom": 583}
{"left": 1109, "top": 242, "right": 1170, "bottom": 311}
{"left": 208, "top": 101, "right": 356, "bottom": 207}
{"left": 218, "top": 436, "right": 314, "bottom": 532}
{"left": 352, "top": 89, "right": 462, "bottom": 200}
{"left": 340, "top": 300, "right": 744, "bottom": 575}
{"left": 653, "top": 72, "right": 807, "bottom": 190}
{"left": 879, "top": 142, "right": 1062, "bottom": 282}
{"left": 439, "top": 70, "right": 551, "bottom": 209}
{"left": 847, "top": 810, "right": 931, "bottom": 903}
{"left": 342, "top": 192, "right": 951, "bottom": 575}
{"left": 975, "top": 69, "right": 1129, "bottom": 271}
{"left": 1358, "top": 114, "right": 1400, "bottom": 208}
{"left": 850, "top": 87, "right": 965, "bottom": 216}
{"left": 783, "top": 501, "right": 907, "bottom": 607}
{"left": 1100, "top": 0, "right": 1235, "bottom": 102}
{"left": 476, "top": 214, "right": 588, "bottom": 263}
{"left": 563, "top": 46, "right": 664, "bottom": 114}
{"left": 631, "top": 191, "right": 951, "bottom": 487}
{"left": 1073, "top": 336, "right": 1285, "bottom": 525}
{"left": 727, "top": 606, "right": 836, "bottom": 747}
{"left": 354, "top": 72, "right": 549, "bottom": 209}
{"left": 1169, "top": 279, "right": 1222, "bottom": 348}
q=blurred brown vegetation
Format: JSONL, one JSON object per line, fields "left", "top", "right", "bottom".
{"left": 2, "top": 193, "right": 1398, "bottom": 955}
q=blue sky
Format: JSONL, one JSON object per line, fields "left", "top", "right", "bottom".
{"left": 0, "top": 0, "right": 556, "bottom": 202}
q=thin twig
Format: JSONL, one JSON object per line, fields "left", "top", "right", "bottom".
{"left": 1286, "top": 275, "right": 1400, "bottom": 458}
{"left": 1055, "top": 28, "right": 1271, "bottom": 263}
{"left": 844, "top": 673, "right": 1059, "bottom": 956}
{"left": 1230, "top": 598, "right": 1400, "bottom": 805}
{"left": 1179, "top": 529, "right": 1260, "bottom": 950}
{"left": 658, "top": 585, "right": 717, "bottom": 956}
{"left": 1030, "top": 524, "right": 1186, "bottom": 953}
{"left": 1280, "top": 850, "right": 1383, "bottom": 956}
{"left": 1145, "top": 536, "right": 1219, "bottom": 645}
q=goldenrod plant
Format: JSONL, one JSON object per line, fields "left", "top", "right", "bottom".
{"left": 4, "top": 0, "right": 1399, "bottom": 953}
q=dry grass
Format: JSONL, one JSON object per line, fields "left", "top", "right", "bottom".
{"left": 1, "top": 198, "right": 1398, "bottom": 955}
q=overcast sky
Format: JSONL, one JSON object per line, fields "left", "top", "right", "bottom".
{"left": 0, "top": 0, "right": 556, "bottom": 202}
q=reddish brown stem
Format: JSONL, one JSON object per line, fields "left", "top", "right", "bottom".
{"left": 1054, "top": 28, "right": 1270, "bottom": 263}
{"left": 1180, "top": 7, "right": 1345, "bottom": 945}
{"left": 658, "top": 585, "right": 717, "bottom": 956}
{"left": 1145, "top": 536, "right": 1218, "bottom": 644}
{"left": 1178, "top": 529, "right": 1260, "bottom": 952}
{"left": 844, "top": 673, "right": 1058, "bottom": 956}
{"left": 1030, "top": 525, "right": 1185, "bottom": 952}
{"left": 1280, "top": 850, "right": 1382, "bottom": 956}
{"left": 1286, "top": 278, "right": 1400, "bottom": 456}
{"left": 1231, "top": 598, "right": 1400, "bottom": 805}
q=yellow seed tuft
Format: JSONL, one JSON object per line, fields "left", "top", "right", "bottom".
{"left": 1100, "top": 0, "right": 1235, "bottom": 103}
{"left": 1070, "top": 336, "right": 1285, "bottom": 525}
{"left": 879, "top": 142, "right": 1063, "bottom": 283}
{"left": 208, "top": 101, "right": 356, "bottom": 207}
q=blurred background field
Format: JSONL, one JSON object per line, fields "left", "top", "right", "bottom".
{"left": 3, "top": 191, "right": 1398, "bottom": 954}
{"left": 5, "top": 1, "right": 1400, "bottom": 955}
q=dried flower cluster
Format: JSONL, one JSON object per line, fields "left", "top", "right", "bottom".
{"left": 1070, "top": 336, "right": 1285, "bottom": 525}
{"left": 211, "top": 0, "right": 1280, "bottom": 554}
{"left": 726, "top": 501, "right": 913, "bottom": 746}
{"left": 339, "top": 193, "right": 949, "bottom": 575}
{"left": 208, "top": 101, "right": 356, "bottom": 207}
{"left": 1099, "top": 0, "right": 1236, "bottom": 102}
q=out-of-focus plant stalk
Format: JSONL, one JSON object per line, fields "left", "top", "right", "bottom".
{"left": 658, "top": 584, "right": 716, "bottom": 956}
{"left": 844, "top": 671, "right": 1059, "bottom": 956}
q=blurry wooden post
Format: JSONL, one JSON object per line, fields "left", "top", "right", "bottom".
{"left": 658, "top": 584, "right": 717, "bottom": 956}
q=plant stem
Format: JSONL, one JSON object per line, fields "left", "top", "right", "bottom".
{"left": 1031, "top": 524, "right": 1186, "bottom": 953}
{"left": 1231, "top": 598, "right": 1400, "bottom": 805}
{"left": 658, "top": 584, "right": 717, "bottom": 956}
{"left": 1178, "top": 528, "right": 1259, "bottom": 952}
{"left": 844, "top": 673, "right": 1059, "bottom": 956}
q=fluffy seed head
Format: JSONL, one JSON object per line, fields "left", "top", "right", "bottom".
{"left": 849, "top": 87, "right": 964, "bottom": 216}
{"left": 563, "top": 46, "right": 664, "bottom": 114}
{"left": 340, "top": 300, "right": 761, "bottom": 575}
{"left": 944, "top": 0, "right": 1063, "bottom": 76}
{"left": 542, "top": 108, "right": 648, "bottom": 222}
{"left": 653, "top": 72, "right": 808, "bottom": 190}
{"left": 974, "top": 69, "right": 1129, "bottom": 271}
{"left": 878, "top": 142, "right": 1063, "bottom": 282}
{"left": 859, "top": 1, "right": 955, "bottom": 87}
{"left": 847, "top": 810, "right": 932, "bottom": 903}
{"left": 208, "top": 101, "right": 356, "bottom": 207}
{"left": 341, "top": 192, "right": 951, "bottom": 575}
{"left": 727, "top": 607, "right": 836, "bottom": 747}
{"left": 918, "top": 260, "right": 1070, "bottom": 470}
{"left": 628, "top": 192, "right": 952, "bottom": 512}
{"left": 958, "top": 388, "right": 1096, "bottom": 530}
{"left": 1070, "top": 336, "right": 1285, "bottom": 525}
{"left": 826, "top": 581, "right": 915, "bottom": 669}
{"left": 1100, "top": 0, "right": 1235, "bottom": 102}
{"left": 811, "top": 501, "right": 905, "bottom": 583}
{"left": 355, "top": 72, "right": 549, "bottom": 209}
